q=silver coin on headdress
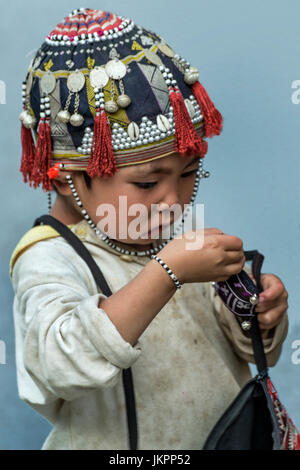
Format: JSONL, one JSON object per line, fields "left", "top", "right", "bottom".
{"left": 90, "top": 67, "right": 109, "bottom": 89}
{"left": 67, "top": 71, "right": 86, "bottom": 93}
{"left": 105, "top": 59, "right": 127, "bottom": 80}
{"left": 40, "top": 72, "right": 56, "bottom": 95}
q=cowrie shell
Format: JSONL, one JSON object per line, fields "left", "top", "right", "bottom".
{"left": 184, "top": 99, "right": 196, "bottom": 118}
{"left": 127, "top": 122, "right": 139, "bottom": 140}
{"left": 156, "top": 114, "right": 171, "bottom": 132}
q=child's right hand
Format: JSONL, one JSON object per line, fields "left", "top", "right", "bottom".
{"left": 157, "top": 228, "right": 246, "bottom": 284}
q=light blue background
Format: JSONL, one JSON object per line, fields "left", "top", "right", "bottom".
{"left": 1, "top": 0, "right": 299, "bottom": 449}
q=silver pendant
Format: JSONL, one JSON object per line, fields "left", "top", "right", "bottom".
{"left": 144, "top": 49, "right": 163, "bottom": 66}
{"left": 104, "top": 100, "right": 119, "bottom": 114}
{"left": 116, "top": 94, "right": 131, "bottom": 108}
{"left": 105, "top": 59, "right": 127, "bottom": 80}
{"left": 90, "top": 67, "right": 109, "bottom": 89}
{"left": 57, "top": 110, "right": 71, "bottom": 123}
{"left": 70, "top": 113, "right": 84, "bottom": 127}
{"left": 184, "top": 67, "right": 199, "bottom": 85}
{"left": 23, "top": 112, "right": 37, "bottom": 129}
{"left": 67, "top": 71, "right": 86, "bottom": 93}
{"left": 158, "top": 42, "right": 175, "bottom": 58}
{"left": 40, "top": 72, "right": 56, "bottom": 95}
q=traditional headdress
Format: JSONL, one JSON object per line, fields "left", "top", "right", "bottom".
{"left": 19, "top": 7, "right": 223, "bottom": 194}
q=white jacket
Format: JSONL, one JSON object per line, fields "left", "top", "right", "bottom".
{"left": 9, "top": 219, "right": 289, "bottom": 450}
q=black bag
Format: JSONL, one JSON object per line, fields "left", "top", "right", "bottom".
{"left": 32, "top": 215, "right": 300, "bottom": 450}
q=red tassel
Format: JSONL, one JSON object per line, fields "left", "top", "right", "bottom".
{"left": 31, "top": 117, "right": 53, "bottom": 191}
{"left": 169, "top": 87, "right": 208, "bottom": 158}
{"left": 20, "top": 123, "right": 36, "bottom": 185}
{"left": 192, "top": 81, "right": 223, "bottom": 138}
{"left": 87, "top": 110, "right": 117, "bottom": 178}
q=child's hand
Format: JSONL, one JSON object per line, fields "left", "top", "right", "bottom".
{"left": 157, "top": 228, "right": 246, "bottom": 284}
{"left": 248, "top": 273, "right": 288, "bottom": 330}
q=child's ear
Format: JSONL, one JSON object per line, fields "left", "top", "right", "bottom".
{"left": 52, "top": 171, "right": 76, "bottom": 196}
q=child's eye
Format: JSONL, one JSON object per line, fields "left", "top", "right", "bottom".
{"left": 133, "top": 169, "right": 198, "bottom": 190}
{"left": 181, "top": 169, "right": 198, "bottom": 178}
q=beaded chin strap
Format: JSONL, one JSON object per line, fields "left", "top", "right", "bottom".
{"left": 47, "top": 157, "right": 210, "bottom": 258}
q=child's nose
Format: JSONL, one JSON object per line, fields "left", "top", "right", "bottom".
{"left": 158, "top": 186, "right": 181, "bottom": 209}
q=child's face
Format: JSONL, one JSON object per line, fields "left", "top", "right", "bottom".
{"left": 69, "top": 152, "right": 201, "bottom": 250}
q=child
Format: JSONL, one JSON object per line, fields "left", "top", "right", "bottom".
{"left": 10, "top": 8, "right": 289, "bottom": 450}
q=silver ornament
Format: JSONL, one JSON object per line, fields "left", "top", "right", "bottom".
{"left": 23, "top": 113, "right": 37, "bottom": 129}
{"left": 57, "top": 110, "right": 71, "bottom": 123}
{"left": 40, "top": 72, "right": 56, "bottom": 95}
{"left": 19, "top": 110, "right": 28, "bottom": 122}
{"left": 105, "top": 59, "right": 127, "bottom": 80}
{"left": 241, "top": 321, "right": 252, "bottom": 331}
{"left": 104, "top": 100, "right": 119, "bottom": 114}
{"left": 116, "top": 94, "right": 131, "bottom": 108}
{"left": 90, "top": 66, "right": 109, "bottom": 89}
{"left": 250, "top": 293, "right": 259, "bottom": 305}
{"left": 70, "top": 113, "right": 84, "bottom": 127}
{"left": 127, "top": 122, "right": 139, "bottom": 140}
{"left": 184, "top": 67, "right": 199, "bottom": 85}
{"left": 67, "top": 71, "right": 86, "bottom": 93}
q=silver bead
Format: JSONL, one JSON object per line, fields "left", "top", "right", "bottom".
{"left": 184, "top": 67, "right": 199, "bottom": 85}
{"left": 19, "top": 110, "right": 28, "bottom": 122}
{"left": 70, "top": 113, "right": 84, "bottom": 127}
{"left": 250, "top": 293, "right": 259, "bottom": 305}
{"left": 57, "top": 110, "right": 71, "bottom": 123}
{"left": 241, "top": 321, "right": 252, "bottom": 331}
{"left": 116, "top": 94, "right": 131, "bottom": 108}
{"left": 104, "top": 100, "right": 119, "bottom": 113}
{"left": 23, "top": 113, "right": 37, "bottom": 129}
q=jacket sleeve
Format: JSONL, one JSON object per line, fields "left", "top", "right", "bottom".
{"left": 11, "top": 238, "right": 142, "bottom": 402}
{"left": 205, "top": 263, "right": 289, "bottom": 367}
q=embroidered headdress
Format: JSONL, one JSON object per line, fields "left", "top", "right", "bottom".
{"left": 19, "top": 7, "right": 223, "bottom": 192}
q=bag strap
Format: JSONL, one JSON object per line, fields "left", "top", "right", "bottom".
{"left": 32, "top": 214, "right": 138, "bottom": 450}
{"left": 244, "top": 250, "right": 268, "bottom": 377}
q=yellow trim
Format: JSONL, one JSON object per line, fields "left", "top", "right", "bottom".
{"left": 29, "top": 45, "right": 159, "bottom": 78}
{"left": 9, "top": 223, "right": 74, "bottom": 280}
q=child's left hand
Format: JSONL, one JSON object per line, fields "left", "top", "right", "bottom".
{"left": 248, "top": 273, "right": 288, "bottom": 330}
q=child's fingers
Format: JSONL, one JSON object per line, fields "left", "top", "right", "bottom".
{"left": 259, "top": 274, "right": 287, "bottom": 303}
{"left": 257, "top": 305, "right": 287, "bottom": 330}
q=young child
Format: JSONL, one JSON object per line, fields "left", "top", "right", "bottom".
{"left": 10, "top": 8, "right": 289, "bottom": 450}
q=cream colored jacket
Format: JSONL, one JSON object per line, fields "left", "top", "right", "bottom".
{"left": 9, "top": 219, "right": 289, "bottom": 450}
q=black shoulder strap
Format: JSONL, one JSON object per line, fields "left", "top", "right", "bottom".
{"left": 244, "top": 250, "right": 268, "bottom": 377}
{"left": 32, "top": 214, "right": 138, "bottom": 450}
